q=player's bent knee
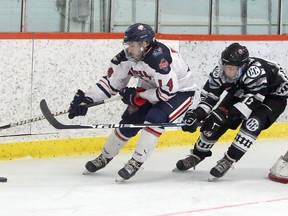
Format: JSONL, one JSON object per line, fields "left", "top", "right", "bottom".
{"left": 145, "top": 108, "right": 168, "bottom": 123}
{"left": 242, "top": 116, "right": 265, "bottom": 137}
{"left": 118, "top": 119, "right": 141, "bottom": 138}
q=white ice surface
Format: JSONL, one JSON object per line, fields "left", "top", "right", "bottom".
{"left": 0, "top": 138, "right": 287, "bottom": 216}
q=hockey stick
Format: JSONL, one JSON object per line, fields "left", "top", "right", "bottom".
{"left": 40, "top": 99, "right": 186, "bottom": 129}
{"left": 0, "top": 96, "right": 122, "bottom": 131}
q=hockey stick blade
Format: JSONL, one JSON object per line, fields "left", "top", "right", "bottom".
{"left": 40, "top": 99, "right": 91, "bottom": 129}
{"left": 40, "top": 99, "right": 185, "bottom": 129}
{"left": 0, "top": 96, "right": 122, "bottom": 131}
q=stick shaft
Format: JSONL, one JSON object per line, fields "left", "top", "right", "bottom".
{"left": 0, "top": 96, "right": 122, "bottom": 130}
{"left": 40, "top": 99, "right": 186, "bottom": 129}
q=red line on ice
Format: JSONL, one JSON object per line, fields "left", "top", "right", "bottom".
{"left": 157, "top": 197, "right": 288, "bottom": 216}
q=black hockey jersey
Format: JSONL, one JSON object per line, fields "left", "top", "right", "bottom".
{"left": 198, "top": 57, "right": 288, "bottom": 119}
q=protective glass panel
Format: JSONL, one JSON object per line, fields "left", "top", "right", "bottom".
{"left": 214, "top": 0, "right": 279, "bottom": 35}
{"left": 283, "top": 0, "right": 288, "bottom": 34}
{"left": 214, "top": 0, "right": 243, "bottom": 34}
{"left": 111, "top": 0, "right": 156, "bottom": 32}
{"left": 0, "top": 0, "right": 22, "bottom": 32}
{"left": 0, "top": 0, "right": 286, "bottom": 34}
{"left": 158, "top": 0, "right": 210, "bottom": 34}
{"left": 26, "top": 0, "right": 61, "bottom": 32}
{"left": 246, "top": 0, "right": 278, "bottom": 35}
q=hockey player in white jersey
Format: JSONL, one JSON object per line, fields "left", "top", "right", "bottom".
{"left": 68, "top": 23, "right": 197, "bottom": 181}
{"left": 176, "top": 42, "right": 288, "bottom": 180}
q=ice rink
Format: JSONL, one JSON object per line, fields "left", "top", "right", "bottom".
{"left": 0, "top": 138, "right": 287, "bottom": 216}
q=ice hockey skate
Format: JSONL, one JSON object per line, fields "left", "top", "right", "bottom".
{"left": 173, "top": 149, "right": 203, "bottom": 172}
{"left": 83, "top": 154, "right": 112, "bottom": 175}
{"left": 115, "top": 158, "right": 143, "bottom": 182}
{"left": 209, "top": 153, "right": 235, "bottom": 181}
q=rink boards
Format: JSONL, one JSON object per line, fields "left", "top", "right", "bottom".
{"left": 1, "top": 122, "right": 287, "bottom": 160}
{"left": 0, "top": 33, "right": 288, "bottom": 160}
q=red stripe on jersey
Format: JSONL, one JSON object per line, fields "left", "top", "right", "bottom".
{"left": 169, "top": 97, "right": 193, "bottom": 122}
{"left": 99, "top": 79, "right": 111, "bottom": 90}
{"left": 115, "top": 129, "right": 129, "bottom": 142}
{"left": 157, "top": 88, "right": 170, "bottom": 101}
{"left": 144, "top": 127, "right": 162, "bottom": 137}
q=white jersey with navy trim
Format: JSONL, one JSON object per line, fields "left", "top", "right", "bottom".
{"left": 86, "top": 41, "right": 197, "bottom": 104}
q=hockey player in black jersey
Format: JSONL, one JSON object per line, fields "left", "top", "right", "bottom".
{"left": 176, "top": 42, "right": 288, "bottom": 180}
{"left": 68, "top": 23, "right": 197, "bottom": 181}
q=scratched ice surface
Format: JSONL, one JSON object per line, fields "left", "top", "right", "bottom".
{"left": 0, "top": 138, "right": 287, "bottom": 216}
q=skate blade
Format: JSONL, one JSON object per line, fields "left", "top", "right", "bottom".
{"left": 208, "top": 175, "right": 219, "bottom": 182}
{"left": 172, "top": 167, "right": 181, "bottom": 172}
{"left": 82, "top": 169, "right": 94, "bottom": 175}
{"left": 115, "top": 176, "right": 127, "bottom": 183}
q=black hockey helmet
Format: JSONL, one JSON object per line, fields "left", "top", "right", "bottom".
{"left": 123, "top": 23, "right": 155, "bottom": 45}
{"left": 221, "top": 43, "right": 249, "bottom": 66}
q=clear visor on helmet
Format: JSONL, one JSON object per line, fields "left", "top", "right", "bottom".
{"left": 123, "top": 41, "right": 145, "bottom": 62}
{"left": 218, "top": 59, "right": 245, "bottom": 83}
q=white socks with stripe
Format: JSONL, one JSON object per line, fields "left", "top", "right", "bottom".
{"left": 132, "top": 123, "right": 164, "bottom": 163}
{"left": 102, "top": 123, "right": 164, "bottom": 163}
{"left": 102, "top": 129, "right": 129, "bottom": 159}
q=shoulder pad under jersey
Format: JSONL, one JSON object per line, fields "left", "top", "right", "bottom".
{"left": 111, "top": 50, "right": 128, "bottom": 65}
{"left": 211, "top": 66, "right": 221, "bottom": 79}
{"left": 208, "top": 66, "right": 223, "bottom": 87}
{"left": 245, "top": 65, "right": 262, "bottom": 80}
{"left": 145, "top": 43, "right": 172, "bottom": 74}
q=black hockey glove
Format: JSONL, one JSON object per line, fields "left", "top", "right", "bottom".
{"left": 182, "top": 107, "right": 206, "bottom": 133}
{"left": 201, "top": 106, "right": 244, "bottom": 133}
{"left": 68, "top": 89, "right": 93, "bottom": 119}
{"left": 225, "top": 106, "right": 244, "bottom": 129}
{"left": 119, "top": 87, "right": 147, "bottom": 107}
{"left": 200, "top": 105, "right": 244, "bottom": 132}
{"left": 227, "top": 106, "right": 243, "bottom": 121}
{"left": 200, "top": 107, "right": 228, "bottom": 133}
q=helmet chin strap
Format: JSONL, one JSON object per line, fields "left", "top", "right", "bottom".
{"left": 134, "top": 46, "right": 153, "bottom": 62}
{"left": 142, "top": 46, "right": 153, "bottom": 57}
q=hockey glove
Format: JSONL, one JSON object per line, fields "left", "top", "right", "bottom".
{"left": 119, "top": 87, "right": 147, "bottom": 107}
{"left": 182, "top": 107, "right": 206, "bottom": 133}
{"left": 200, "top": 106, "right": 228, "bottom": 133}
{"left": 68, "top": 89, "right": 93, "bottom": 119}
{"left": 226, "top": 106, "right": 244, "bottom": 129}
{"left": 227, "top": 106, "right": 243, "bottom": 121}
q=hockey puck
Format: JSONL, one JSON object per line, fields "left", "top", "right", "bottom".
{"left": 0, "top": 177, "right": 8, "bottom": 182}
